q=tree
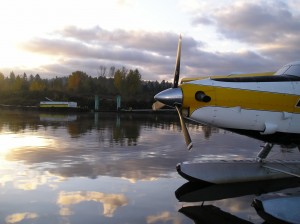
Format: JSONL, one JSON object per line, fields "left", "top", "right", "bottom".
{"left": 0, "top": 72, "right": 5, "bottom": 91}
{"left": 21, "top": 73, "right": 29, "bottom": 91}
{"left": 29, "top": 74, "right": 46, "bottom": 91}
{"left": 97, "top": 65, "right": 107, "bottom": 77}
{"left": 22, "top": 73, "right": 27, "bottom": 81}
{"left": 113, "top": 68, "right": 126, "bottom": 95}
{"left": 51, "top": 77, "right": 65, "bottom": 92}
{"left": 109, "top": 66, "right": 116, "bottom": 78}
{"left": 9, "top": 71, "right": 15, "bottom": 81}
{"left": 67, "top": 71, "right": 90, "bottom": 93}
{"left": 125, "top": 69, "right": 141, "bottom": 97}
{"left": 13, "top": 75, "right": 23, "bottom": 92}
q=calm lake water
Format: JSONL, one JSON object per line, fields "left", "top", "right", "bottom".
{"left": 0, "top": 109, "right": 299, "bottom": 224}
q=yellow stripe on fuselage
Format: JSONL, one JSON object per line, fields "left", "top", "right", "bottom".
{"left": 181, "top": 83, "right": 300, "bottom": 114}
{"left": 181, "top": 72, "right": 275, "bottom": 83}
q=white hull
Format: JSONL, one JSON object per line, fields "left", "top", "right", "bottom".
{"left": 191, "top": 107, "right": 300, "bottom": 134}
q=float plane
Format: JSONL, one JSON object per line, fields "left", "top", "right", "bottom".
{"left": 153, "top": 35, "right": 300, "bottom": 184}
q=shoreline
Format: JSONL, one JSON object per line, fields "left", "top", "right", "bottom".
{"left": 0, "top": 104, "right": 176, "bottom": 114}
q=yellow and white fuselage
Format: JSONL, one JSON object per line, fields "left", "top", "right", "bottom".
{"left": 155, "top": 61, "right": 300, "bottom": 136}
{"left": 181, "top": 74, "right": 300, "bottom": 135}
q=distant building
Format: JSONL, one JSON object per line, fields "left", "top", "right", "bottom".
{"left": 39, "top": 101, "right": 77, "bottom": 108}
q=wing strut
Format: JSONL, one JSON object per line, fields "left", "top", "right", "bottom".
{"left": 262, "top": 164, "right": 300, "bottom": 178}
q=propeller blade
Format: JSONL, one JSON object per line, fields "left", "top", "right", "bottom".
{"left": 175, "top": 105, "right": 193, "bottom": 150}
{"left": 152, "top": 101, "right": 165, "bottom": 110}
{"left": 173, "top": 35, "right": 182, "bottom": 88}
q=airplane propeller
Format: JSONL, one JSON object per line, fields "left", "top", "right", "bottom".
{"left": 173, "top": 35, "right": 182, "bottom": 88}
{"left": 152, "top": 101, "right": 165, "bottom": 110}
{"left": 175, "top": 105, "right": 193, "bottom": 150}
{"left": 153, "top": 35, "right": 193, "bottom": 150}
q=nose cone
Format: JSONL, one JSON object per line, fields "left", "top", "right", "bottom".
{"left": 154, "top": 88, "right": 183, "bottom": 106}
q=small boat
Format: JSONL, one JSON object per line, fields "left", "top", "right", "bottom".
{"left": 177, "top": 160, "right": 300, "bottom": 184}
{"left": 253, "top": 193, "right": 300, "bottom": 224}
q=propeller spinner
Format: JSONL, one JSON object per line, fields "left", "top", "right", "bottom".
{"left": 153, "top": 35, "right": 193, "bottom": 150}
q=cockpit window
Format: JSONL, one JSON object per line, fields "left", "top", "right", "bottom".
{"left": 274, "top": 64, "right": 300, "bottom": 77}
{"left": 274, "top": 65, "right": 289, "bottom": 76}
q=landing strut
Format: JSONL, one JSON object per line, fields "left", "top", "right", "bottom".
{"left": 256, "top": 142, "right": 273, "bottom": 162}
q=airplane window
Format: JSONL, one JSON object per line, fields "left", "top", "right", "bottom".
{"left": 274, "top": 65, "right": 289, "bottom": 76}
{"left": 283, "top": 65, "right": 300, "bottom": 77}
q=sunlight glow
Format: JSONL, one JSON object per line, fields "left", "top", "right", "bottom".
{"left": 0, "top": 133, "right": 55, "bottom": 155}
{"left": 0, "top": 46, "right": 55, "bottom": 70}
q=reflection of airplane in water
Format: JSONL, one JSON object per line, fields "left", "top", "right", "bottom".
{"left": 253, "top": 191, "right": 300, "bottom": 224}
{"left": 175, "top": 178, "right": 299, "bottom": 202}
{"left": 176, "top": 178, "right": 300, "bottom": 223}
{"left": 153, "top": 35, "right": 300, "bottom": 184}
{"left": 152, "top": 36, "right": 300, "bottom": 223}
{"left": 179, "top": 205, "right": 253, "bottom": 224}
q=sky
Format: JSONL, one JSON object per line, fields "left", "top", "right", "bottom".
{"left": 1, "top": 0, "right": 300, "bottom": 81}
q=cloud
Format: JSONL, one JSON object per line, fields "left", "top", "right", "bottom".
{"left": 20, "top": 24, "right": 280, "bottom": 81}
{"left": 191, "top": 16, "right": 215, "bottom": 26}
{"left": 5, "top": 213, "right": 38, "bottom": 224}
{"left": 19, "top": 26, "right": 204, "bottom": 80}
{"left": 147, "top": 211, "right": 174, "bottom": 224}
{"left": 185, "top": 1, "right": 300, "bottom": 75}
{"left": 213, "top": 2, "right": 300, "bottom": 45}
{"left": 60, "top": 26, "right": 192, "bottom": 54}
{"left": 57, "top": 191, "right": 128, "bottom": 217}
{"left": 259, "top": 35, "right": 300, "bottom": 63}
{"left": 191, "top": 1, "right": 300, "bottom": 50}
{"left": 15, "top": 1, "right": 300, "bottom": 80}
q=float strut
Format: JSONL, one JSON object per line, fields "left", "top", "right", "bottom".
{"left": 256, "top": 142, "right": 273, "bottom": 162}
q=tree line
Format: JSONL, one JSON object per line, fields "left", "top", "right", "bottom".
{"left": 0, "top": 66, "right": 172, "bottom": 110}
